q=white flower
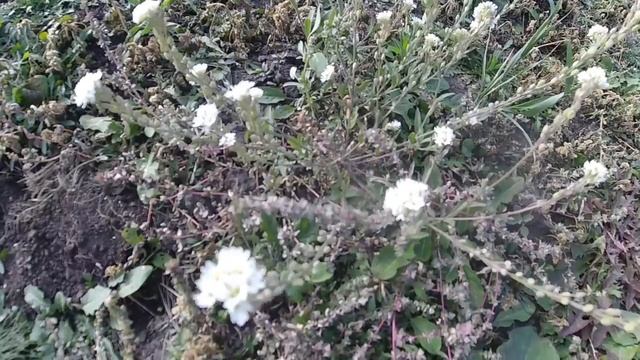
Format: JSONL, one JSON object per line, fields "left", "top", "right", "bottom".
{"left": 385, "top": 120, "right": 402, "bottom": 130}
{"left": 194, "top": 247, "right": 266, "bottom": 326}
{"left": 433, "top": 125, "right": 455, "bottom": 147}
{"left": 577, "top": 66, "right": 609, "bottom": 92}
{"left": 191, "top": 63, "right": 207, "bottom": 77}
{"left": 192, "top": 103, "right": 219, "bottom": 132}
{"left": 320, "top": 64, "right": 335, "bottom": 83}
{"left": 587, "top": 24, "right": 608, "bottom": 41}
{"left": 224, "top": 81, "right": 263, "bottom": 102}
{"left": 403, "top": 0, "right": 416, "bottom": 9}
{"left": 383, "top": 178, "right": 430, "bottom": 221}
{"left": 132, "top": 0, "right": 161, "bottom": 24}
{"left": 73, "top": 70, "right": 103, "bottom": 108}
{"left": 470, "top": 1, "right": 498, "bottom": 32}
{"left": 582, "top": 160, "right": 608, "bottom": 185}
{"left": 411, "top": 16, "right": 426, "bottom": 25}
{"left": 451, "top": 28, "right": 470, "bottom": 42}
{"left": 376, "top": 11, "right": 393, "bottom": 23}
{"left": 289, "top": 66, "right": 298, "bottom": 80}
{"left": 219, "top": 132, "right": 237, "bottom": 147}
{"left": 424, "top": 33, "right": 442, "bottom": 48}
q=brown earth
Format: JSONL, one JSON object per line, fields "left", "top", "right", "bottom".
{"left": 0, "top": 173, "right": 146, "bottom": 303}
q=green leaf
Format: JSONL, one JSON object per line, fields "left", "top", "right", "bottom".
{"left": 310, "top": 262, "right": 333, "bottom": 283}
{"left": 297, "top": 218, "right": 318, "bottom": 243}
{"left": 79, "top": 115, "right": 114, "bottom": 133}
{"left": 258, "top": 87, "right": 286, "bottom": 104}
{"left": 511, "top": 93, "right": 564, "bottom": 116}
{"left": 151, "top": 253, "right": 172, "bottom": 269}
{"left": 371, "top": 246, "right": 400, "bottom": 280}
{"left": 273, "top": 105, "right": 296, "bottom": 119}
{"left": 81, "top": 285, "right": 111, "bottom": 315}
{"left": 491, "top": 176, "right": 525, "bottom": 208}
{"left": 463, "top": 265, "right": 485, "bottom": 309}
{"left": 117, "top": 265, "right": 153, "bottom": 298}
{"left": 498, "top": 326, "right": 559, "bottom": 360}
{"left": 261, "top": 213, "right": 279, "bottom": 245}
{"left": 604, "top": 338, "right": 640, "bottom": 360}
{"left": 494, "top": 298, "right": 535, "bottom": 327}
{"left": 309, "top": 52, "right": 328, "bottom": 75}
{"left": 411, "top": 316, "right": 444, "bottom": 356}
{"left": 121, "top": 227, "right": 144, "bottom": 245}
{"left": 425, "top": 78, "right": 450, "bottom": 94}
{"left": 412, "top": 234, "right": 433, "bottom": 262}
{"left": 24, "top": 285, "right": 50, "bottom": 312}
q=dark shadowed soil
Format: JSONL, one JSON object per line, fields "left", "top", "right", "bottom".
{"left": 0, "top": 174, "right": 146, "bottom": 303}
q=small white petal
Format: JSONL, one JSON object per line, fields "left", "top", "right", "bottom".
{"left": 132, "top": 0, "right": 161, "bottom": 24}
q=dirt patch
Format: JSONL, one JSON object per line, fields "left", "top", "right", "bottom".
{"left": 0, "top": 173, "right": 146, "bottom": 303}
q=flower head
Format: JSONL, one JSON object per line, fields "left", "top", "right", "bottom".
{"left": 577, "top": 66, "right": 609, "bottom": 92}
{"left": 587, "top": 24, "right": 608, "bottom": 41}
{"left": 225, "top": 81, "right": 263, "bottom": 102}
{"left": 383, "top": 178, "right": 430, "bottom": 221}
{"left": 191, "top": 63, "right": 208, "bottom": 77}
{"left": 433, "top": 125, "right": 455, "bottom": 147}
{"left": 582, "top": 160, "right": 608, "bottom": 185}
{"left": 470, "top": 1, "right": 498, "bottom": 32}
{"left": 403, "top": 0, "right": 416, "bottom": 10}
{"left": 385, "top": 120, "right": 402, "bottom": 131}
{"left": 376, "top": 11, "right": 393, "bottom": 23}
{"left": 192, "top": 103, "right": 219, "bottom": 132}
{"left": 194, "top": 247, "right": 266, "bottom": 326}
{"left": 424, "top": 33, "right": 442, "bottom": 49}
{"left": 451, "top": 28, "right": 470, "bottom": 43}
{"left": 74, "top": 70, "right": 103, "bottom": 108}
{"left": 320, "top": 64, "right": 335, "bottom": 83}
{"left": 132, "top": 0, "right": 161, "bottom": 24}
{"left": 219, "top": 132, "right": 237, "bottom": 147}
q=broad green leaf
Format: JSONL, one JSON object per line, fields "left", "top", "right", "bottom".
{"left": 498, "top": 326, "right": 559, "bottom": 360}
{"left": 258, "top": 87, "right": 286, "bottom": 104}
{"left": 310, "top": 262, "right": 333, "bottom": 283}
{"left": 526, "top": 338, "right": 560, "bottom": 360}
{"left": 261, "top": 213, "right": 279, "bottom": 245}
{"left": 604, "top": 338, "right": 640, "bottom": 360}
{"left": 24, "top": 285, "right": 50, "bottom": 312}
{"left": 371, "top": 246, "right": 400, "bottom": 280}
{"left": 511, "top": 93, "right": 564, "bottom": 116}
{"left": 463, "top": 265, "right": 485, "bottom": 309}
{"left": 411, "top": 316, "right": 444, "bottom": 356}
{"left": 121, "top": 227, "right": 144, "bottom": 245}
{"left": 117, "top": 265, "right": 153, "bottom": 298}
{"left": 494, "top": 298, "right": 535, "bottom": 327}
{"left": 81, "top": 285, "right": 111, "bottom": 315}
{"left": 309, "top": 53, "right": 328, "bottom": 75}
{"left": 79, "top": 115, "right": 114, "bottom": 133}
{"left": 425, "top": 78, "right": 450, "bottom": 94}
{"left": 412, "top": 234, "right": 433, "bottom": 262}
{"left": 491, "top": 176, "right": 525, "bottom": 208}
{"left": 297, "top": 217, "right": 318, "bottom": 243}
{"left": 273, "top": 105, "right": 295, "bottom": 119}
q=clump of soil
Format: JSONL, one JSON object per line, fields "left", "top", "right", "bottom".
{"left": 0, "top": 174, "right": 145, "bottom": 302}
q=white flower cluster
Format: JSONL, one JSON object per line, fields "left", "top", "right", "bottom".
{"left": 587, "top": 24, "right": 608, "bottom": 41}
{"left": 218, "top": 132, "right": 237, "bottom": 147}
{"left": 433, "top": 125, "right": 455, "bottom": 147}
{"left": 190, "top": 63, "right": 207, "bottom": 77}
{"left": 224, "top": 81, "right": 263, "bottom": 102}
{"left": 451, "top": 28, "right": 471, "bottom": 43}
{"left": 403, "top": 0, "right": 416, "bottom": 10}
{"left": 470, "top": 1, "right": 498, "bottom": 32}
{"left": 424, "top": 34, "right": 442, "bottom": 49}
{"left": 385, "top": 120, "right": 402, "bottom": 131}
{"left": 132, "top": 0, "right": 161, "bottom": 24}
{"left": 383, "top": 178, "right": 430, "bottom": 221}
{"left": 376, "top": 11, "right": 393, "bottom": 23}
{"left": 74, "top": 70, "right": 103, "bottom": 108}
{"left": 577, "top": 66, "right": 609, "bottom": 92}
{"left": 192, "top": 103, "right": 218, "bottom": 132}
{"left": 320, "top": 64, "right": 335, "bottom": 83}
{"left": 582, "top": 160, "right": 608, "bottom": 185}
{"left": 194, "top": 247, "right": 266, "bottom": 326}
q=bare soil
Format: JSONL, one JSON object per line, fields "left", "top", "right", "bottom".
{"left": 0, "top": 173, "right": 146, "bottom": 303}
